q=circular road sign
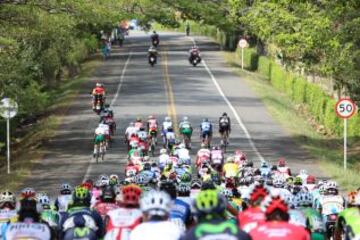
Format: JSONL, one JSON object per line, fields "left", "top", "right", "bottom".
{"left": 0, "top": 98, "right": 18, "bottom": 119}
{"left": 238, "top": 38, "right": 248, "bottom": 48}
{"left": 335, "top": 98, "right": 356, "bottom": 119}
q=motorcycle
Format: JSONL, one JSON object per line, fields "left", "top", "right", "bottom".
{"left": 152, "top": 38, "right": 159, "bottom": 47}
{"left": 189, "top": 53, "right": 201, "bottom": 67}
{"left": 149, "top": 55, "right": 157, "bottom": 67}
{"left": 93, "top": 94, "right": 104, "bottom": 114}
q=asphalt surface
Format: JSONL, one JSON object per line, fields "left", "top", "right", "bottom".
{"left": 22, "top": 31, "right": 327, "bottom": 195}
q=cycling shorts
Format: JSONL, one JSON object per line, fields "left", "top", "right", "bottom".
{"left": 94, "top": 135, "right": 105, "bottom": 144}
{"left": 202, "top": 130, "right": 212, "bottom": 138}
{"left": 219, "top": 125, "right": 229, "bottom": 133}
{"left": 181, "top": 128, "right": 192, "bottom": 136}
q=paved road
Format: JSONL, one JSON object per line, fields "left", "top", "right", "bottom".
{"left": 23, "top": 31, "right": 327, "bottom": 195}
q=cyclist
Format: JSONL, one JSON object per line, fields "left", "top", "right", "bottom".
{"left": 249, "top": 193, "right": 310, "bottom": 240}
{"left": 234, "top": 149, "right": 247, "bottom": 166}
{"left": 334, "top": 190, "right": 360, "bottom": 240}
{"left": 200, "top": 118, "right": 213, "bottom": 147}
{"left": 223, "top": 156, "right": 239, "bottom": 178}
{"left": 219, "top": 112, "right": 231, "bottom": 146}
{"left": 60, "top": 186, "right": 104, "bottom": 239}
{"left": 181, "top": 189, "right": 251, "bottom": 240}
{"left": 104, "top": 184, "right": 143, "bottom": 240}
{"left": 100, "top": 103, "right": 114, "bottom": 118}
{"left": 160, "top": 181, "right": 193, "bottom": 231}
{"left": 134, "top": 117, "right": 143, "bottom": 131}
{"left": 147, "top": 115, "right": 158, "bottom": 144}
{"left": 196, "top": 143, "right": 211, "bottom": 168}
{"left": 159, "top": 148, "right": 170, "bottom": 171}
{"left": 91, "top": 82, "right": 106, "bottom": 110}
{"left": 210, "top": 145, "right": 224, "bottom": 172}
{"left": 175, "top": 143, "right": 191, "bottom": 165}
{"left": 238, "top": 183, "right": 269, "bottom": 232}
{"left": 4, "top": 198, "right": 52, "bottom": 240}
{"left": 130, "top": 190, "right": 182, "bottom": 240}
{"left": 277, "top": 157, "right": 292, "bottom": 177}
{"left": 125, "top": 122, "right": 137, "bottom": 145}
{"left": 0, "top": 191, "right": 18, "bottom": 239}
{"left": 296, "top": 192, "right": 326, "bottom": 240}
{"left": 94, "top": 124, "right": 106, "bottom": 158}
{"left": 161, "top": 116, "right": 173, "bottom": 145}
{"left": 55, "top": 183, "right": 73, "bottom": 213}
{"left": 37, "top": 193, "right": 59, "bottom": 236}
{"left": 179, "top": 116, "right": 193, "bottom": 149}
{"left": 94, "top": 185, "right": 119, "bottom": 220}
{"left": 165, "top": 126, "right": 176, "bottom": 152}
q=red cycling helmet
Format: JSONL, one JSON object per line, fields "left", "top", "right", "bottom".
{"left": 20, "top": 187, "right": 36, "bottom": 199}
{"left": 278, "top": 158, "right": 286, "bottom": 167}
{"left": 306, "top": 175, "right": 316, "bottom": 184}
{"left": 81, "top": 181, "right": 93, "bottom": 190}
{"left": 261, "top": 193, "right": 288, "bottom": 215}
{"left": 249, "top": 183, "right": 269, "bottom": 204}
{"left": 122, "top": 184, "right": 142, "bottom": 206}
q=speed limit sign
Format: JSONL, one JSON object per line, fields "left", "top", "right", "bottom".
{"left": 335, "top": 98, "right": 356, "bottom": 119}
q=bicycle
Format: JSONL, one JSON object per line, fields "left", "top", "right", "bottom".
{"left": 202, "top": 132, "right": 211, "bottom": 148}
{"left": 94, "top": 142, "right": 105, "bottom": 163}
{"left": 220, "top": 129, "right": 229, "bottom": 152}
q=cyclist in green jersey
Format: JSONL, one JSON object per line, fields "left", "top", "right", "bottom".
{"left": 295, "top": 192, "right": 325, "bottom": 240}
{"left": 179, "top": 116, "right": 193, "bottom": 149}
{"left": 335, "top": 190, "right": 360, "bottom": 240}
{"left": 93, "top": 128, "right": 105, "bottom": 158}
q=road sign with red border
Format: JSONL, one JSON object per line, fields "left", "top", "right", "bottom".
{"left": 335, "top": 98, "right": 357, "bottom": 119}
{"left": 238, "top": 39, "right": 248, "bottom": 48}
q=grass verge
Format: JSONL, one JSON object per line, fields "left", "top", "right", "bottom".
{"left": 0, "top": 59, "right": 101, "bottom": 191}
{"left": 223, "top": 52, "right": 360, "bottom": 190}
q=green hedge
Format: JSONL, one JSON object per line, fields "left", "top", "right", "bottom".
{"left": 237, "top": 48, "right": 258, "bottom": 70}
{"left": 258, "top": 56, "right": 272, "bottom": 79}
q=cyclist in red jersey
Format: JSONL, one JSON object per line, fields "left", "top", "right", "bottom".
{"left": 238, "top": 182, "right": 269, "bottom": 232}
{"left": 249, "top": 192, "right": 310, "bottom": 240}
{"left": 94, "top": 185, "right": 119, "bottom": 220}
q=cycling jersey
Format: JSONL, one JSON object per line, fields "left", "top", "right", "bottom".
{"left": 4, "top": 222, "right": 51, "bottom": 240}
{"left": 130, "top": 221, "right": 182, "bottom": 240}
{"left": 176, "top": 149, "right": 191, "bottom": 163}
{"left": 219, "top": 116, "right": 230, "bottom": 132}
{"left": 300, "top": 207, "right": 325, "bottom": 233}
{"left": 238, "top": 206, "right": 265, "bottom": 232}
{"left": 99, "top": 123, "right": 110, "bottom": 135}
{"left": 55, "top": 194, "right": 73, "bottom": 212}
{"left": 337, "top": 207, "right": 360, "bottom": 240}
{"left": 289, "top": 209, "right": 307, "bottom": 228}
{"left": 134, "top": 122, "right": 143, "bottom": 130}
{"left": 200, "top": 122, "right": 212, "bottom": 134}
{"left": 211, "top": 150, "right": 223, "bottom": 163}
{"left": 148, "top": 119, "right": 157, "bottom": 129}
{"left": 317, "top": 195, "right": 344, "bottom": 215}
{"left": 105, "top": 207, "right": 142, "bottom": 240}
{"left": 94, "top": 202, "right": 119, "bottom": 220}
{"left": 249, "top": 221, "right": 310, "bottom": 240}
{"left": 162, "top": 122, "right": 172, "bottom": 132}
{"left": 0, "top": 209, "right": 17, "bottom": 239}
{"left": 179, "top": 122, "right": 192, "bottom": 135}
{"left": 125, "top": 127, "right": 137, "bottom": 139}
{"left": 159, "top": 154, "right": 170, "bottom": 169}
{"left": 181, "top": 218, "right": 251, "bottom": 240}
{"left": 223, "top": 163, "right": 239, "bottom": 178}
{"left": 137, "top": 131, "right": 147, "bottom": 141}
{"left": 169, "top": 199, "right": 192, "bottom": 231}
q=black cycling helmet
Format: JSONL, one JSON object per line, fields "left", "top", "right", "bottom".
{"left": 105, "top": 104, "right": 110, "bottom": 108}
{"left": 222, "top": 112, "right": 227, "bottom": 116}
{"left": 203, "top": 118, "right": 209, "bottom": 122}
{"left": 159, "top": 181, "right": 177, "bottom": 200}
{"left": 101, "top": 185, "right": 116, "bottom": 203}
{"left": 143, "top": 163, "right": 151, "bottom": 171}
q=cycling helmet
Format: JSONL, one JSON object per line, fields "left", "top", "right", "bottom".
{"left": 143, "top": 156, "right": 150, "bottom": 162}
{"left": 194, "top": 190, "right": 226, "bottom": 216}
{"left": 248, "top": 183, "right": 269, "bottom": 205}
{"left": 306, "top": 175, "right": 316, "bottom": 184}
{"left": 191, "top": 179, "right": 202, "bottom": 189}
{"left": 177, "top": 183, "right": 191, "bottom": 195}
{"left": 109, "top": 174, "right": 119, "bottom": 186}
{"left": 140, "top": 190, "right": 172, "bottom": 217}
{"left": 200, "top": 143, "right": 207, "bottom": 148}
{"left": 326, "top": 180, "right": 338, "bottom": 190}
{"left": 183, "top": 116, "right": 188, "bottom": 121}
{"left": 278, "top": 158, "right": 286, "bottom": 167}
{"left": 96, "top": 83, "right": 102, "bottom": 87}
{"left": 136, "top": 117, "right": 142, "bottom": 122}
{"left": 177, "top": 158, "right": 184, "bottom": 166}
{"left": 0, "top": 191, "right": 16, "bottom": 208}
{"left": 244, "top": 159, "right": 253, "bottom": 167}
{"left": 38, "top": 194, "right": 50, "bottom": 207}
{"left": 73, "top": 186, "right": 91, "bottom": 205}
{"left": 129, "top": 122, "right": 135, "bottom": 127}
{"left": 299, "top": 169, "right": 308, "bottom": 175}
{"left": 60, "top": 183, "right": 72, "bottom": 195}
{"left": 319, "top": 184, "right": 327, "bottom": 195}
{"left": 179, "top": 172, "right": 192, "bottom": 183}
{"left": 160, "top": 148, "right": 167, "bottom": 155}
{"left": 260, "top": 161, "right": 269, "bottom": 168}
{"left": 347, "top": 191, "right": 358, "bottom": 206}
{"left": 297, "top": 192, "right": 313, "bottom": 207}
{"left": 226, "top": 156, "right": 235, "bottom": 163}
{"left": 159, "top": 181, "right": 177, "bottom": 199}
{"left": 81, "top": 180, "right": 93, "bottom": 190}
{"left": 148, "top": 115, "right": 155, "bottom": 119}
{"left": 203, "top": 118, "right": 209, "bottom": 122}
{"left": 122, "top": 184, "right": 142, "bottom": 206}
{"left": 135, "top": 175, "right": 148, "bottom": 185}
{"left": 220, "top": 188, "right": 233, "bottom": 200}
{"left": 165, "top": 116, "right": 171, "bottom": 122}
{"left": 222, "top": 112, "right": 227, "bottom": 116}
{"left": 21, "top": 187, "right": 36, "bottom": 199}
{"left": 210, "top": 172, "right": 221, "bottom": 185}
{"left": 101, "top": 185, "right": 116, "bottom": 202}
{"left": 293, "top": 176, "right": 303, "bottom": 186}
{"left": 273, "top": 177, "right": 286, "bottom": 188}
{"left": 143, "top": 163, "right": 151, "bottom": 171}
{"left": 261, "top": 193, "right": 288, "bottom": 215}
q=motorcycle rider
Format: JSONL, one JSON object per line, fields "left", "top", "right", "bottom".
{"left": 181, "top": 189, "right": 251, "bottom": 240}
{"left": 249, "top": 192, "right": 311, "bottom": 240}
{"left": 91, "top": 83, "right": 106, "bottom": 110}
{"left": 200, "top": 118, "right": 213, "bottom": 147}
{"left": 130, "top": 190, "right": 182, "bottom": 240}
{"left": 219, "top": 112, "right": 231, "bottom": 145}
{"left": 150, "top": 31, "right": 159, "bottom": 46}
{"left": 188, "top": 45, "right": 201, "bottom": 63}
{"left": 104, "top": 184, "right": 143, "bottom": 240}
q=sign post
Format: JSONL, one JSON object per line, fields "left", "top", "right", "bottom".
{"left": 0, "top": 98, "right": 18, "bottom": 174}
{"left": 335, "top": 98, "right": 356, "bottom": 170}
{"left": 238, "top": 38, "right": 248, "bottom": 70}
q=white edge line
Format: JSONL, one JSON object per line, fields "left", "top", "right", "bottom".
{"left": 190, "top": 37, "right": 265, "bottom": 162}
{"left": 82, "top": 52, "right": 133, "bottom": 182}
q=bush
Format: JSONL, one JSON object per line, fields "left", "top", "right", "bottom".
{"left": 324, "top": 98, "right": 341, "bottom": 135}
{"left": 292, "top": 77, "right": 307, "bottom": 104}
{"left": 270, "top": 63, "right": 286, "bottom": 92}
{"left": 258, "top": 56, "right": 272, "bottom": 79}
{"left": 284, "top": 72, "right": 295, "bottom": 98}
{"left": 348, "top": 115, "right": 360, "bottom": 137}
{"left": 238, "top": 48, "right": 258, "bottom": 71}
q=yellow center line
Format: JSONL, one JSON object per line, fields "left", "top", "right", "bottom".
{"left": 161, "top": 49, "right": 179, "bottom": 133}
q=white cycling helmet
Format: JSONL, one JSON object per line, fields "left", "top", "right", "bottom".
{"left": 297, "top": 192, "right": 313, "bottom": 207}
{"left": 165, "top": 116, "right": 171, "bottom": 122}
{"left": 273, "top": 177, "right": 286, "bottom": 188}
{"left": 326, "top": 180, "right": 338, "bottom": 190}
{"left": 160, "top": 148, "right": 167, "bottom": 155}
{"left": 129, "top": 122, "right": 135, "bottom": 127}
{"left": 179, "top": 143, "right": 185, "bottom": 149}
{"left": 299, "top": 169, "right": 308, "bottom": 175}
{"left": 183, "top": 116, "right": 188, "bottom": 121}
{"left": 140, "top": 190, "right": 172, "bottom": 216}
{"left": 0, "top": 191, "right": 16, "bottom": 204}
{"left": 38, "top": 194, "right": 50, "bottom": 206}
{"left": 96, "top": 83, "right": 103, "bottom": 87}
